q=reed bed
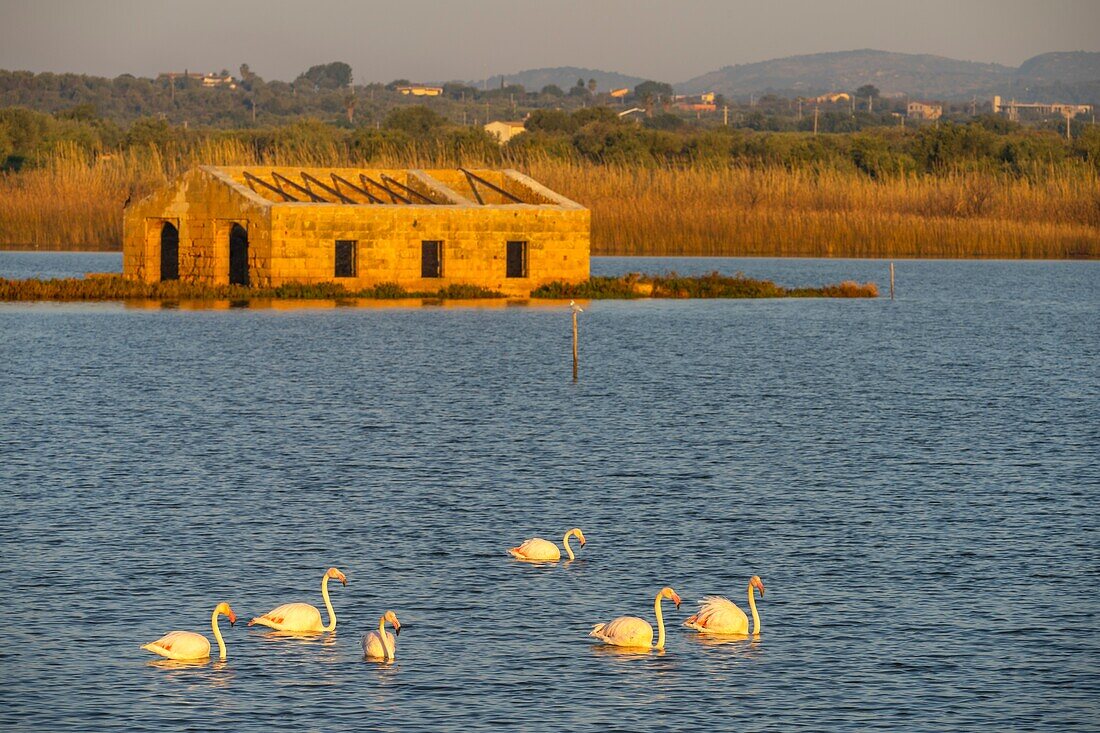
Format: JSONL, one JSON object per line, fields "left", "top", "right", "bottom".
{"left": 0, "top": 276, "right": 503, "bottom": 301}
{"left": 0, "top": 141, "right": 1097, "bottom": 258}
{"left": 527, "top": 162, "right": 1100, "bottom": 259}
{"left": 532, "top": 272, "right": 877, "bottom": 299}
{"left": 0, "top": 273, "right": 876, "bottom": 301}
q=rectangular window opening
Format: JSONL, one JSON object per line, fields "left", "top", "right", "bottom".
{"left": 335, "top": 240, "right": 357, "bottom": 277}
{"left": 506, "top": 240, "right": 528, "bottom": 278}
{"left": 421, "top": 240, "right": 443, "bottom": 278}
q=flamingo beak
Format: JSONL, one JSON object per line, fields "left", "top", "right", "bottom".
{"left": 394, "top": 624, "right": 401, "bottom": 637}
{"left": 228, "top": 612, "right": 237, "bottom": 626}
{"left": 673, "top": 593, "right": 682, "bottom": 608}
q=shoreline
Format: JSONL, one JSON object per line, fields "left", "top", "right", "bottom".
{"left": 0, "top": 273, "right": 879, "bottom": 302}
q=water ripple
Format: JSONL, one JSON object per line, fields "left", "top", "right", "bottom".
{"left": 0, "top": 257, "right": 1097, "bottom": 731}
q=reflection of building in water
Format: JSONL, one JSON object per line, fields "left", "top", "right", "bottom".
{"left": 992, "top": 95, "right": 1093, "bottom": 121}
{"left": 123, "top": 166, "right": 589, "bottom": 296}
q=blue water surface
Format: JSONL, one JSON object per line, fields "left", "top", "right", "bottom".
{"left": 0, "top": 253, "right": 1097, "bottom": 732}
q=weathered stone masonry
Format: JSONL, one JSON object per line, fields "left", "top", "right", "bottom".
{"left": 123, "top": 166, "right": 590, "bottom": 295}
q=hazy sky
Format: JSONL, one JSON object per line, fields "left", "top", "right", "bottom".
{"left": 1, "top": 0, "right": 1097, "bottom": 83}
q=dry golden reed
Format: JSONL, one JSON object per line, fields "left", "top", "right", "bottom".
{"left": 527, "top": 161, "right": 1100, "bottom": 259}
{"left": 1, "top": 141, "right": 1097, "bottom": 258}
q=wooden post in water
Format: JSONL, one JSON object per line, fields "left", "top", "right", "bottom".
{"left": 572, "top": 310, "right": 579, "bottom": 382}
{"left": 889, "top": 262, "right": 895, "bottom": 300}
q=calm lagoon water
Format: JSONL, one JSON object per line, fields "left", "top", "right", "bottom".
{"left": 1, "top": 253, "right": 1098, "bottom": 732}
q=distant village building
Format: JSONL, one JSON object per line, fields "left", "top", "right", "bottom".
{"left": 396, "top": 85, "right": 444, "bottom": 97}
{"left": 123, "top": 166, "right": 588, "bottom": 296}
{"left": 992, "top": 95, "right": 1092, "bottom": 121}
{"left": 158, "top": 71, "right": 237, "bottom": 89}
{"left": 814, "top": 92, "right": 850, "bottom": 104}
{"left": 618, "top": 107, "right": 646, "bottom": 121}
{"left": 609, "top": 88, "right": 630, "bottom": 99}
{"left": 672, "top": 93, "right": 717, "bottom": 112}
{"left": 201, "top": 74, "right": 236, "bottom": 89}
{"left": 907, "top": 102, "right": 943, "bottom": 120}
{"left": 483, "top": 120, "right": 527, "bottom": 144}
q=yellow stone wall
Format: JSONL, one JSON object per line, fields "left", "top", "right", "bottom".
{"left": 123, "top": 166, "right": 589, "bottom": 295}
{"left": 123, "top": 168, "right": 271, "bottom": 285}
{"left": 268, "top": 204, "right": 589, "bottom": 295}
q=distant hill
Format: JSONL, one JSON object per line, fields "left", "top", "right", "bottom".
{"left": 677, "top": 50, "right": 1100, "bottom": 102}
{"left": 678, "top": 50, "right": 1013, "bottom": 99}
{"left": 1016, "top": 51, "right": 1100, "bottom": 84}
{"left": 467, "top": 67, "right": 647, "bottom": 93}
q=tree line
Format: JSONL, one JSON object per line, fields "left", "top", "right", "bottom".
{"left": 2, "top": 92, "right": 1098, "bottom": 177}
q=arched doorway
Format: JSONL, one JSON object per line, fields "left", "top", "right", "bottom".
{"left": 229, "top": 223, "right": 249, "bottom": 286}
{"left": 159, "top": 222, "right": 179, "bottom": 282}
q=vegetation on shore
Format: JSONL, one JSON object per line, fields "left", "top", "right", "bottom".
{"left": 532, "top": 272, "right": 877, "bottom": 298}
{"left": 0, "top": 273, "right": 876, "bottom": 302}
{"left": 0, "top": 104, "right": 1098, "bottom": 259}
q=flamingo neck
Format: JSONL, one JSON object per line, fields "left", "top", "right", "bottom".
{"left": 562, "top": 530, "right": 576, "bottom": 561}
{"left": 654, "top": 593, "right": 666, "bottom": 650}
{"left": 748, "top": 583, "right": 760, "bottom": 635}
{"left": 379, "top": 617, "right": 394, "bottom": 660}
{"left": 321, "top": 575, "right": 336, "bottom": 631}
{"left": 210, "top": 608, "right": 226, "bottom": 660}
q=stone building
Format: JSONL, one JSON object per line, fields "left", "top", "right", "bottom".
{"left": 907, "top": 102, "right": 943, "bottom": 120}
{"left": 483, "top": 120, "right": 527, "bottom": 144}
{"left": 123, "top": 166, "right": 589, "bottom": 295}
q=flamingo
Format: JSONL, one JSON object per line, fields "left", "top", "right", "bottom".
{"left": 508, "top": 528, "right": 586, "bottom": 562}
{"left": 569, "top": 300, "right": 584, "bottom": 313}
{"left": 590, "top": 586, "right": 681, "bottom": 650}
{"left": 249, "top": 567, "right": 347, "bottom": 633}
{"left": 684, "top": 576, "right": 766, "bottom": 635}
{"left": 141, "top": 602, "right": 237, "bottom": 661}
{"left": 362, "top": 611, "right": 402, "bottom": 661}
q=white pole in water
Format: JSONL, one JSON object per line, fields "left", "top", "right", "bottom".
{"left": 890, "top": 262, "right": 895, "bottom": 300}
{"left": 570, "top": 300, "right": 583, "bottom": 381}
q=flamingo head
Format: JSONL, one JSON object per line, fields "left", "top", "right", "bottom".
{"left": 327, "top": 567, "right": 347, "bottom": 586}
{"left": 384, "top": 610, "right": 402, "bottom": 636}
{"left": 572, "top": 528, "right": 586, "bottom": 546}
{"left": 661, "top": 587, "right": 682, "bottom": 608}
{"left": 215, "top": 602, "right": 237, "bottom": 625}
{"left": 750, "top": 576, "right": 765, "bottom": 598}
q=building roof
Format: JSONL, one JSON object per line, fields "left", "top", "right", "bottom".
{"left": 139, "top": 166, "right": 584, "bottom": 210}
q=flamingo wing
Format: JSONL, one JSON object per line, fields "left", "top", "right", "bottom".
{"left": 362, "top": 630, "right": 398, "bottom": 659}
{"left": 590, "top": 615, "right": 653, "bottom": 648}
{"left": 509, "top": 538, "right": 560, "bottom": 561}
{"left": 684, "top": 596, "right": 748, "bottom": 634}
{"left": 141, "top": 630, "right": 210, "bottom": 660}
{"left": 249, "top": 602, "right": 322, "bottom": 632}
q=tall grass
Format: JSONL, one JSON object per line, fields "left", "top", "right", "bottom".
{"left": 0, "top": 141, "right": 1097, "bottom": 258}
{"left": 528, "top": 161, "right": 1100, "bottom": 259}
